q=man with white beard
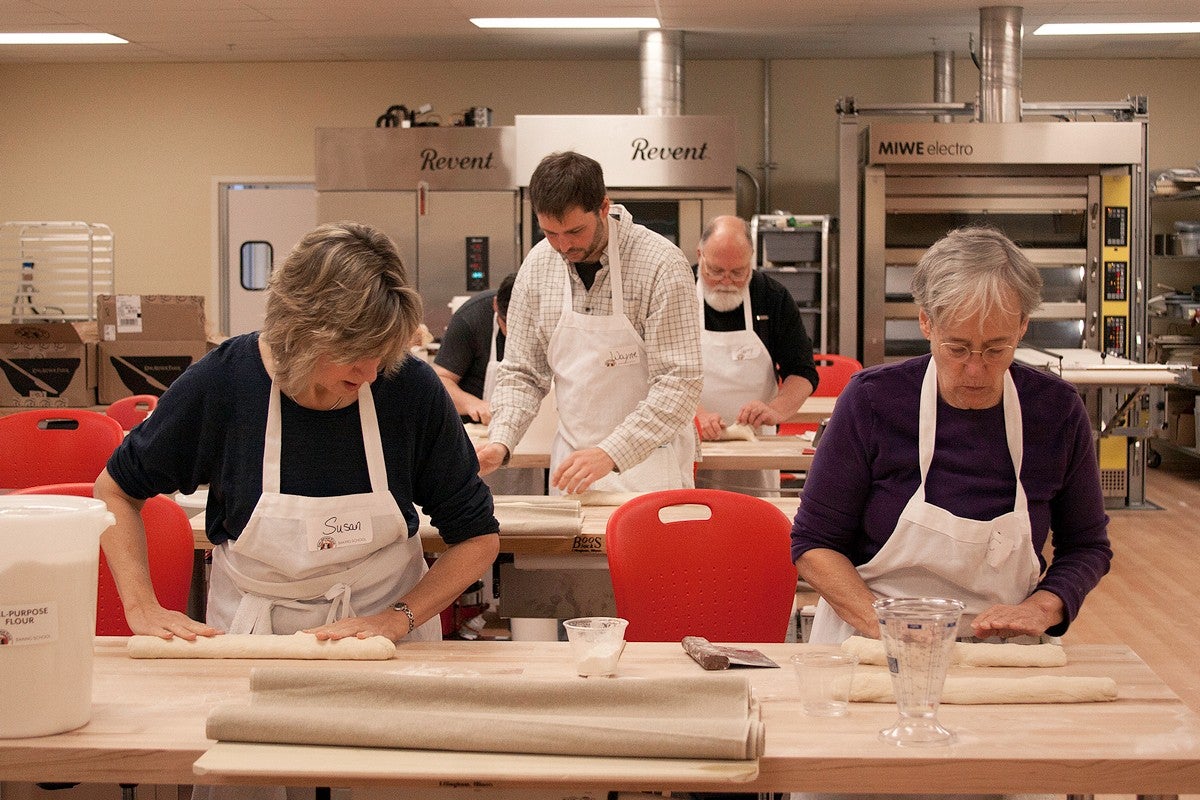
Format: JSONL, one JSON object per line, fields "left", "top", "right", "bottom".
{"left": 693, "top": 215, "right": 819, "bottom": 496}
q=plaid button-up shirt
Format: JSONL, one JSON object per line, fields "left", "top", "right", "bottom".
{"left": 490, "top": 205, "right": 703, "bottom": 473}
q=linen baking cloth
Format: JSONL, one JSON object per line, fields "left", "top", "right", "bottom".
{"left": 418, "top": 496, "right": 582, "bottom": 537}
{"left": 127, "top": 633, "right": 395, "bottom": 660}
{"left": 841, "top": 635, "right": 1068, "bottom": 668}
{"left": 206, "top": 669, "right": 764, "bottom": 760}
{"left": 848, "top": 672, "right": 1117, "bottom": 703}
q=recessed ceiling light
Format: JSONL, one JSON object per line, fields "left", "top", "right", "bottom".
{"left": 471, "top": 18, "right": 660, "bottom": 30}
{"left": 1034, "top": 22, "right": 1200, "bottom": 36}
{"left": 0, "top": 32, "right": 128, "bottom": 44}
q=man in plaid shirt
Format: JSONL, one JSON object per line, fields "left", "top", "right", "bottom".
{"left": 478, "top": 151, "right": 702, "bottom": 494}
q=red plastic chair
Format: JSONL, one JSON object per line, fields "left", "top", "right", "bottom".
{"left": 779, "top": 353, "right": 863, "bottom": 436}
{"left": 0, "top": 409, "right": 125, "bottom": 489}
{"left": 12, "top": 482, "right": 195, "bottom": 636}
{"left": 605, "top": 489, "right": 798, "bottom": 642}
{"left": 106, "top": 394, "right": 158, "bottom": 431}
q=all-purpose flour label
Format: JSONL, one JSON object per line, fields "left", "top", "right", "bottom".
{"left": 0, "top": 603, "right": 58, "bottom": 645}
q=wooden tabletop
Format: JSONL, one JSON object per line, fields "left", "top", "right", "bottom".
{"left": 3, "top": 640, "right": 1199, "bottom": 795}
{"left": 783, "top": 394, "right": 836, "bottom": 423}
{"left": 192, "top": 495, "right": 800, "bottom": 555}
{"left": 467, "top": 431, "right": 815, "bottom": 472}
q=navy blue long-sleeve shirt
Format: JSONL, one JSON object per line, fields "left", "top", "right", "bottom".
{"left": 107, "top": 333, "right": 497, "bottom": 548}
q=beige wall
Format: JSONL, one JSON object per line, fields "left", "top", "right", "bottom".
{"left": 1, "top": 56, "right": 1197, "bottom": 305}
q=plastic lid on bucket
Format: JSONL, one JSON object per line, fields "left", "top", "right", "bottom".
{"left": 0, "top": 496, "right": 115, "bottom": 550}
{"left": 0, "top": 494, "right": 111, "bottom": 518}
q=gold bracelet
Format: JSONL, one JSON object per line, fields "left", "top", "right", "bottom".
{"left": 393, "top": 601, "right": 416, "bottom": 635}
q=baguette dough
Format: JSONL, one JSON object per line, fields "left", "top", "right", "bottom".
{"left": 716, "top": 423, "right": 758, "bottom": 442}
{"left": 127, "top": 632, "right": 396, "bottom": 660}
{"left": 849, "top": 672, "right": 1117, "bottom": 704}
{"left": 841, "top": 635, "right": 1068, "bottom": 668}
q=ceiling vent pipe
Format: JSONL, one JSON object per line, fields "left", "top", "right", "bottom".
{"left": 934, "top": 49, "right": 955, "bottom": 122}
{"left": 639, "top": 30, "right": 684, "bottom": 115}
{"left": 978, "top": 6, "right": 1023, "bottom": 122}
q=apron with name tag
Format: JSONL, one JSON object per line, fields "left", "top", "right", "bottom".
{"left": 546, "top": 209, "right": 694, "bottom": 494}
{"left": 207, "top": 381, "right": 440, "bottom": 640}
{"left": 695, "top": 278, "right": 780, "bottom": 495}
{"left": 808, "top": 358, "right": 1041, "bottom": 644}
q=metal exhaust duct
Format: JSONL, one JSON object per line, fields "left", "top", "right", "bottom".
{"left": 934, "top": 49, "right": 955, "bottom": 122}
{"left": 978, "top": 6, "right": 1023, "bottom": 122}
{"left": 639, "top": 30, "right": 684, "bottom": 115}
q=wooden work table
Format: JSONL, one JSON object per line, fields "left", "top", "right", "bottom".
{"left": 192, "top": 495, "right": 801, "bottom": 556}
{"left": 1, "top": 640, "right": 1198, "bottom": 797}
{"left": 470, "top": 431, "right": 815, "bottom": 472}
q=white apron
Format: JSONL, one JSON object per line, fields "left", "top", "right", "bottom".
{"left": 808, "top": 358, "right": 1041, "bottom": 644}
{"left": 207, "top": 382, "right": 440, "bottom": 640}
{"left": 482, "top": 313, "right": 545, "bottom": 495}
{"left": 694, "top": 279, "right": 781, "bottom": 496}
{"left": 546, "top": 210, "right": 694, "bottom": 493}
{"left": 482, "top": 312, "right": 501, "bottom": 403}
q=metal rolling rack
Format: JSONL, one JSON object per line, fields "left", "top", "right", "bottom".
{"left": 1, "top": 221, "right": 114, "bottom": 323}
{"left": 1147, "top": 186, "right": 1200, "bottom": 465}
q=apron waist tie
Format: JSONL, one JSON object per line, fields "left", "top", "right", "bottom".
{"left": 229, "top": 594, "right": 275, "bottom": 635}
{"left": 323, "top": 582, "right": 355, "bottom": 625}
{"left": 225, "top": 583, "right": 356, "bottom": 634}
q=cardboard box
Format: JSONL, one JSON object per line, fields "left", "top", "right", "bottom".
{"left": 95, "top": 294, "right": 209, "bottom": 404}
{"left": 0, "top": 321, "right": 93, "bottom": 407}
{"left": 1175, "top": 412, "right": 1197, "bottom": 448}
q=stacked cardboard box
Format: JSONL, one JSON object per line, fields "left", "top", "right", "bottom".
{"left": 96, "top": 294, "right": 211, "bottom": 404}
{"left": 0, "top": 321, "right": 95, "bottom": 407}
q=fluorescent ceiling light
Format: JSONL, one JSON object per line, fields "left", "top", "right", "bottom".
{"left": 471, "top": 17, "right": 660, "bottom": 30}
{"left": 0, "top": 32, "right": 128, "bottom": 44}
{"left": 1034, "top": 22, "right": 1200, "bottom": 36}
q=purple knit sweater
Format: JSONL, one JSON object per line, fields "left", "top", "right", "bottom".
{"left": 790, "top": 355, "right": 1112, "bottom": 635}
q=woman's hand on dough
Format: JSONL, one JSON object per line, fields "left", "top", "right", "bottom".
{"left": 125, "top": 602, "right": 221, "bottom": 640}
{"left": 304, "top": 610, "right": 410, "bottom": 643}
{"left": 972, "top": 591, "right": 1063, "bottom": 639}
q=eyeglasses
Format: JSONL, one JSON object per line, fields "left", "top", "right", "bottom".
{"left": 938, "top": 342, "right": 1016, "bottom": 365}
{"left": 700, "top": 259, "right": 751, "bottom": 283}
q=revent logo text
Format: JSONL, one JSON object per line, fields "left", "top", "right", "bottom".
{"left": 877, "top": 140, "right": 974, "bottom": 156}
{"left": 420, "top": 148, "right": 495, "bottom": 170}
{"left": 630, "top": 137, "right": 708, "bottom": 161}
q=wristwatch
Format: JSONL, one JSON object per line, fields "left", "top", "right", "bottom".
{"left": 393, "top": 601, "right": 416, "bottom": 635}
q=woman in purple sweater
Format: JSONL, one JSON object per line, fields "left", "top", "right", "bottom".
{"left": 793, "top": 227, "right": 1112, "bottom": 644}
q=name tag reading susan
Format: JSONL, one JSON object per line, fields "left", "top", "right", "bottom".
{"left": 603, "top": 347, "right": 641, "bottom": 368}
{"left": 306, "top": 513, "right": 374, "bottom": 552}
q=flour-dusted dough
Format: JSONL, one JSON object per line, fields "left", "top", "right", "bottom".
{"left": 848, "top": 672, "right": 1117, "bottom": 704}
{"left": 840, "top": 635, "right": 1067, "bottom": 668}
{"left": 954, "top": 639, "right": 1068, "bottom": 667}
{"left": 127, "top": 632, "right": 396, "bottom": 660}
{"left": 717, "top": 423, "right": 758, "bottom": 442}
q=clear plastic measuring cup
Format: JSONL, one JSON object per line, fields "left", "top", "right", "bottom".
{"left": 873, "top": 596, "right": 964, "bottom": 746}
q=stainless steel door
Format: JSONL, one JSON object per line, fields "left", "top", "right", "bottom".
{"left": 418, "top": 191, "right": 519, "bottom": 338}
{"left": 222, "top": 182, "right": 316, "bottom": 336}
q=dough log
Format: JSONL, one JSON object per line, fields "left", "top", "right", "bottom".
{"left": 849, "top": 672, "right": 1117, "bottom": 704}
{"left": 127, "top": 632, "right": 396, "bottom": 660}
{"left": 840, "top": 635, "right": 1068, "bottom": 668}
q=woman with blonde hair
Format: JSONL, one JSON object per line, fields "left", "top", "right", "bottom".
{"left": 96, "top": 221, "right": 498, "bottom": 642}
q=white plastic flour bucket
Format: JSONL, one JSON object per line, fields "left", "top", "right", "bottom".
{"left": 0, "top": 495, "right": 114, "bottom": 738}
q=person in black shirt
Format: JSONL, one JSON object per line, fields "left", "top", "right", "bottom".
{"left": 694, "top": 215, "right": 819, "bottom": 495}
{"left": 433, "top": 273, "right": 516, "bottom": 424}
{"left": 96, "top": 222, "right": 499, "bottom": 643}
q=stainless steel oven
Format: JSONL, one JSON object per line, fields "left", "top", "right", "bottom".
{"left": 839, "top": 117, "right": 1150, "bottom": 506}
